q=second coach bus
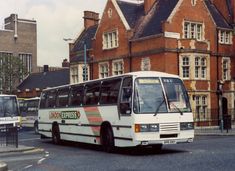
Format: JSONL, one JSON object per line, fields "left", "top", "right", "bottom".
{"left": 0, "top": 94, "right": 21, "bottom": 127}
{"left": 38, "top": 71, "right": 194, "bottom": 152}
{"left": 19, "top": 97, "right": 40, "bottom": 133}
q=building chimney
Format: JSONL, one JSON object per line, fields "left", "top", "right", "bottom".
{"left": 83, "top": 11, "right": 99, "bottom": 29}
{"left": 144, "top": 0, "right": 156, "bottom": 14}
{"left": 43, "top": 65, "right": 49, "bottom": 72}
{"left": 62, "top": 59, "right": 69, "bottom": 68}
{"left": 4, "top": 14, "right": 17, "bottom": 30}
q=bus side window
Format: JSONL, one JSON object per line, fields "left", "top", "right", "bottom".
{"left": 84, "top": 82, "right": 101, "bottom": 106}
{"left": 100, "top": 78, "right": 121, "bottom": 105}
{"left": 57, "top": 87, "right": 69, "bottom": 108}
{"left": 69, "top": 85, "right": 84, "bottom": 107}
{"left": 120, "top": 77, "right": 132, "bottom": 115}
{"left": 47, "top": 90, "right": 57, "bottom": 108}
{"left": 40, "top": 92, "right": 47, "bottom": 109}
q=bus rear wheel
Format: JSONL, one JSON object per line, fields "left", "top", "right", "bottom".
{"left": 52, "top": 124, "right": 61, "bottom": 145}
{"left": 101, "top": 126, "right": 114, "bottom": 153}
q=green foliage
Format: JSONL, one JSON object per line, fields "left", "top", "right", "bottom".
{"left": 0, "top": 55, "right": 27, "bottom": 94}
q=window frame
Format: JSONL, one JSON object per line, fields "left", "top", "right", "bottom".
{"left": 112, "top": 59, "right": 124, "bottom": 76}
{"left": 100, "top": 78, "right": 122, "bottom": 105}
{"left": 182, "top": 56, "right": 190, "bottom": 78}
{"left": 83, "top": 81, "right": 101, "bottom": 106}
{"left": 222, "top": 57, "right": 231, "bottom": 81}
{"left": 99, "top": 62, "right": 109, "bottom": 78}
{"left": 56, "top": 87, "right": 70, "bottom": 108}
{"left": 71, "top": 66, "right": 78, "bottom": 84}
{"left": 69, "top": 85, "right": 84, "bottom": 107}
{"left": 183, "top": 21, "right": 203, "bottom": 41}
{"left": 103, "top": 30, "right": 119, "bottom": 49}
{"left": 219, "top": 30, "right": 232, "bottom": 44}
{"left": 194, "top": 95, "right": 208, "bottom": 121}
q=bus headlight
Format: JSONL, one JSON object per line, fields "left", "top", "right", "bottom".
{"left": 180, "top": 122, "right": 194, "bottom": 130}
{"left": 149, "top": 124, "right": 159, "bottom": 132}
{"left": 135, "top": 124, "right": 159, "bottom": 132}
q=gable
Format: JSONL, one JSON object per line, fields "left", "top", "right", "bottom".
{"left": 96, "top": 0, "right": 131, "bottom": 36}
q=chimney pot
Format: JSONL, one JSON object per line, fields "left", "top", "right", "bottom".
{"left": 83, "top": 11, "right": 99, "bottom": 29}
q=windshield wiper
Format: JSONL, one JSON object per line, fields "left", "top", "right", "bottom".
{"left": 169, "top": 101, "right": 183, "bottom": 115}
{"left": 154, "top": 99, "right": 165, "bottom": 116}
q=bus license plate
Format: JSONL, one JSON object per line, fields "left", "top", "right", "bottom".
{"left": 163, "top": 140, "right": 176, "bottom": 144}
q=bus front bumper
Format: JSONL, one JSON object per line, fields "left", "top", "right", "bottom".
{"left": 133, "top": 130, "right": 194, "bottom": 146}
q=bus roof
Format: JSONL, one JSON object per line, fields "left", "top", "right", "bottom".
{"left": 42, "top": 71, "right": 180, "bottom": 92}
{"left": 0, "top": 94, "right": 17, "bottom": 97}
{"left": 24, "top": 97, "right": 40, "bottom": 101}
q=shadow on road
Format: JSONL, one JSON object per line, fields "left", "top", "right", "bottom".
{"left": 41, "top": 139, "right": 187, "bottom": 156}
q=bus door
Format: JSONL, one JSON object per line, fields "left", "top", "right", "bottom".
{"left": 119, "top": 77, "right": 132, "bottom": 117}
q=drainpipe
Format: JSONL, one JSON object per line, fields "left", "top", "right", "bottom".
{"left": 128, "top": 40, "right": 132, "bottom": 72}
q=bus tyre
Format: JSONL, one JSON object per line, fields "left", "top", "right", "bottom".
{"left": 52, "top": 125, "right": 61, "bottom": 145}
{"left": 101, "top": 127, "right": 114, "bottom": 153}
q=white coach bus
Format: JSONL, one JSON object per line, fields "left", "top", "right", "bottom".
{"left": 0, "top": 94, "right": 21, "bottom": 127}
{"left": 38, "top": 71, "right": 194, "bottom": 152}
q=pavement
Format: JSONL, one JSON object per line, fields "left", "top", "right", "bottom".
{"left": 194, "top": 127, "right": 235, "bottom": 136}
{"left": 0, "top": 128, "right": 234, "bottom": 170}
{"left": 0, "top": 145, "right": 36, "bottom": 171}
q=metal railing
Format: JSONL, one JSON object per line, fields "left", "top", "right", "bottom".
{"left": 193, "top": 108, "right": 235, "bottom": 132}
{"left": 0, "top": 125, "right": 18, "bottom": 148}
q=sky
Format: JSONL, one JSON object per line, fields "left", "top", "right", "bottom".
{"left": 0, "top": 0, "right": 142, "bottom": 67}
{"left": 0, "top": 0, "right": 107, "bottom": 67}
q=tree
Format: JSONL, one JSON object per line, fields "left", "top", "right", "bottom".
{"left": 0, "top": 54, "right": 27, "bottom": 94}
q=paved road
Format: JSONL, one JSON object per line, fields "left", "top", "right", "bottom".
{"left": 4, "top": 131, "right": 235, "bottom": 171}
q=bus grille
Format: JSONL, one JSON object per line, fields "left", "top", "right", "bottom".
{"left": 159, "top": 123, "right": 179, "bottom": 133}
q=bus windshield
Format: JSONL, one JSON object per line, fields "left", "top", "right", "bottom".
{"left": 0, "top": 96, "right": 19, "bottom": 117}
{"left": 134, "top": 78, "right": 167, "bottom": 113}
{"left": 134, "top": 77, "right": 191, "bottom": 114}
{"left": 162, "top": 78, "right": 191, "bottom": 112}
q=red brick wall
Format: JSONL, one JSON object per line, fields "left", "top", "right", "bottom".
{"left": 93, "top": 0, "right": 131, "bottom": 63}
{"left": 92, "top": 0, "right": 135, "bottom": 79}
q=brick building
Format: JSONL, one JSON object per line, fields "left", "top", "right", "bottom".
{"left": 0, "top": 14, "right": 37, "bottom": 93}
{"left": 70, "top": 0, "right": 235, "bottom": 124}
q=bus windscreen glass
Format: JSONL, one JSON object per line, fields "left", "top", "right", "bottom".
{"left": 134, "top": 78, "right": 167, "bottom": 114}
{"left": 0, "top": 96, "right": 19, "bottom": 117}
{"left": 162, "top": 78, "right": 191, "bottom": 112}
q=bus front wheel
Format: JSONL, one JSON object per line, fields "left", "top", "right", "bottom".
{"left": 52, "top": 124, "right": 61, "bottom": 145}
{"left": 100, "top": 126, "right": 114, "bottom": 153}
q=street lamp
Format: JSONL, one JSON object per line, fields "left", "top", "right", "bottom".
{"left": 83, "top": 42, "right": 87, "bottom": 81}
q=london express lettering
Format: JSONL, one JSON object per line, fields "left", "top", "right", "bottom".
{"left": 49, "top": 111, "right": 80, "bottom": 120}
